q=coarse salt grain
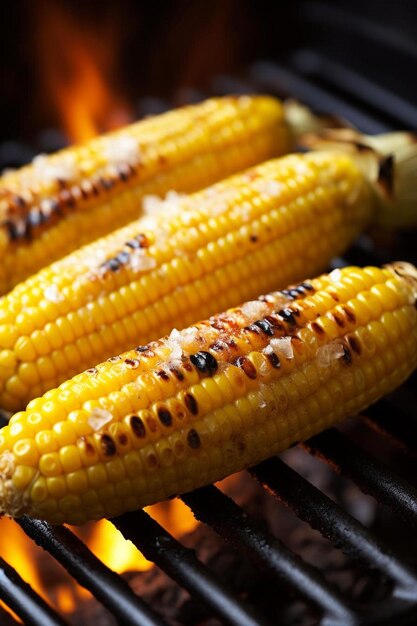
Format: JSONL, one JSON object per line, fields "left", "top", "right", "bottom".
{"left": 329, "top": 268, "right": 342, "bottom": 282}
{"left": 269, "top": 337, "right": 294, "bottom": 360}
{"left": 44, "top": 284, "right": 63, "bottom": 303}
{"left": 102, "top": 135, "right": 140, "bottom": 167}
{"left": 317, "top": 342, "right": 345, "bottom": 367}
{"left": 32, "top": 153, "right": 79, "bottom": 184}
{"left": 88, "top": 408, "right": 113, "bottom": 431}
{"left": 241, "top": 300, "right": 270, "bottom": 322}
{"left": 129, "top": 250, "right": 157, "bottom": 273}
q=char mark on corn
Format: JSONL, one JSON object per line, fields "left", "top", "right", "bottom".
{"left": 0, "top": 263, "right": 416, "bottom": 524}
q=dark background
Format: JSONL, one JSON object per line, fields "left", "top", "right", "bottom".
{"left": 1, "top": 0, "right": 417, "bottom": 145}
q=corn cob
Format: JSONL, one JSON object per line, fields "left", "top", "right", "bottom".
{"left": 0, "top": 262, "right": 415, "bottom": 525}
{"left": 0, "top": 95, "right": 292, "bottom": 294}
{"left": 0, "top": 151, "right": 375, "bottom": 411}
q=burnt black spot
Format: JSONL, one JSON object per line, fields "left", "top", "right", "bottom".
{"left": 300, "top": 282, "right": 314, "bottom": 292}
{"left": 254, "top": 319, "right": 275, "bottom": 336}
{"left": 117, "top": 251, "right": 130, "bottom": 265}
{"left": 126, "top": 238, "right": 141, "bottom": 249}
{"left": 265, "top": 315, "right": 285, "bottom": 331}
{"left": 342, "top": 345, "right": 352, "bottom": 365}
{"left": 170, "top": 367, "right": 184, "bottom": 381}
{"left": 266, "top": 352, "right": 281, "bottom": 369}
{"left": 100, "top": 177, "right": 115, "bottom": 190}
{"left": 136, "top": 233, "right": 150, "bottom": 248}
{"left": 100, "top": 434, "right": 116, "bottom": 456}
{"left": 6, "top": 221, "right": 19, "bottom": 241}
{"left": 183, "top": 360, "right": 193, "bottom": 372}
{"left": 187, "top": 429, "right": 201, "bottom": 449}
{"left": 249, "top": 234, "right": 258, "bottom": 243}
{"left": 130, "top": 415, "right": 146, "bottom": 438}
{"left": 332, "top": 313, "right": 345, "bottom": 328}
{"left": 281, "top": 288, "right": 299, "bottom": 300}
{"left": 156, "top": 369, "right": 170, "bottom": 381}
{"left": 117, "top": 164, "right": 131, "bottom": 181}
{"left": 59, "top": 189, "right": 75, "bottom": 208}
{"left": 27, "top": 210, "right": 44, "bottom": 228}
{"left": 311, "top": 322, "right": 324, "bottom": 335}
{"left": 135, "top": 345, "right": 150, "bottom": 353}
{"left": 184, "top": 393, "right": 199, "bottom": 415}
{"left": 12, "top": 194, "right": 26, "bottom": 207}
{"left": 348, "top": 336, "right": 362, "bottom": 355}
{"left": 343, "top": 306, "right": 356, "bottom": 324}
{"left": 81, "top": 437, "right": 95, "bottom": 456}
{"left": 328, "top": 291, "right": 340, "bottom": 302}
{"left": 378, "top": 155, "right": 394, "bottom": 197}
{"left": 86, "top": 367, "right": 98, "bottom": 375}
{"left": 107, "top": 258, "right": 121, "bottom": 272}
{"left": 278, "top": 308, "right": 297, "bottom": 325}
{"left": 244, "top": 323, "right": 261, "bottom": 335}
{"left": 125, "top": 358, "right": 140, "bottom": 368}
{"left": 225, "top": 338, "right": 238, "bottom": 350}
{"left": 235, "top": 356, "right": 257, "bottom": 379}
{"left": 118, "top": 433, "right": 128, "bottom": 445}
{"left": 158, "top": 407, "right": 173, "bottom": 427}
{"left": 107, "top": 355, "right": 121, "bottom": 363}
{"left": 190, "top": 351, "right": 218, "bottom": 375}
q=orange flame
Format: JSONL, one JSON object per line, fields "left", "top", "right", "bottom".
{"left": 35, "top": 1, "right": 132, "bottom": 143}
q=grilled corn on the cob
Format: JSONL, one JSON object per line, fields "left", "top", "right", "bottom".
{"left": 0, "top": 151, "right": 375, "bottom": 410}
{"left": 0, "top": 262, "right": 415, "bottom": 524}
{"left": 0, "top": 95, "right": 294, "bottom": 294}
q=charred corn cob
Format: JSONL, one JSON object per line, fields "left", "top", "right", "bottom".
{"left": 0, "top": 151, "right": 376, "bottom": 411}
{"left": 0, "top": 96, "right": 299, "bottom": 294}
{"left": 0, "top": 262, "right": 415, "bottom": 524}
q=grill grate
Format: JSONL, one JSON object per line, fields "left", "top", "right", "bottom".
{"left": 1, "top": 28, "right": 417, "bottom": 626}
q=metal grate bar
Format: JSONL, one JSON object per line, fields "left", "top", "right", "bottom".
{"left": 181, "top": 486, "right": 356, "bottom": 626}
{"left": 305, "top": 429, "right": 417, "bottom": 529}
{"left": 112, "top": 510, "right": 270, "bottom": 626}
{"left": 0, "top": 557, "right": 68, "bottom": 626}
{"left": 18, "top": 518, "right": 166, "bottom": 626}
{"left": 249, "top": 61, "right": 389, "bottom": 133}
{"left": 250, "top": 456, "right": 417, "bottom": 600}
{"left": 290, "top": 50, "right": 417, "bottom": 128}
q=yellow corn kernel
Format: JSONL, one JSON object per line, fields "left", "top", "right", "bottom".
{"left": 0, "top": 263, "right": 415, "bottom": 523}
{"left": 0, "top": 150, "right": 377, "bottom": 411}
{"left": 0, "top": 96, "right": 288, "bottom": 294}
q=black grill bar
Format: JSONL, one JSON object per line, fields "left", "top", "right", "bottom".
{"left": 181, "top": 486, "right": 356, "bottom": 626}
{"left": 290, "top": 50, "right": 417, "bottom": 128}
{"left": 18, "top": 517, "right": 166, "bottom": 626}
{"left": 250, "top": 456, "right": 417, "bottom": 600}
{"left": 249, "top": 61, "right": 389, "bottom": 133}
{"left": 112, "top": 510, "right": 270, "bottom": 626}
{"left": 0, "top": 557, "right": 68, "bottom": 626}
{"left": 305, "top": 429, "right": 417, "bottom": 529}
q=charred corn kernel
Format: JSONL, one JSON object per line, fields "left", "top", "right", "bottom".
{"left": 0, "top": 96, "right": 292, "bottom": 294}
{"left": 0, "top": 151, "right": 378, "bottom": 410}
{"left": 0, "top": 263, "right": 416, "bottom": 524}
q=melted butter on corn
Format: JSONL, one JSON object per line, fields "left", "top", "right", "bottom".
{"left": 0, "top": 263, "right": 416, "bottom": 524}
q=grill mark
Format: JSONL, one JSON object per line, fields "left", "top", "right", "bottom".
{"left": 100, "top": 434, "right": 116, "bottom": 456}
{"left": 311, "top": 322, "right": 324, "bottom": 335}
{"left": 157, "top": 407, "right": 173, "bottom": 427}
{"left": 254, "top": 319, "right": 275, "bottom": 336}
{"left": 130, "top": 415, "right": 146, "bottom": 438}
{"left": 235, "top": 356, "right": 257, "bottom": 379}
{"left": 342, "top": 305, "right": 356, "bottom": 324}
{"left": 190, "top": 351, "right": 218, "bottom": 375}
{"left": 266, "top": 352, "right": 281, "bottom": 368}
{"left": 347, "top": 336, "right": 362, "bottom": 355}
{"left": 187, "top": 429, "right": 201, "bottom": 449}
{"left": 184, "top": 393, "right": 199, "bottom": 415}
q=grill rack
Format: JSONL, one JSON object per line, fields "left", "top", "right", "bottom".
{"left": 1, "top": 14, "right": 417, "bottom": 626}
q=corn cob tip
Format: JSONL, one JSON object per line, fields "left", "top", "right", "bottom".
{"left": 0, "top": 451, "right": 25, "bottom": 518}
{"left": 386, "top": 261, "right": 417, "bottom": 296}
{"left": 298, "top": 128, "right": 417, "bottom": 229}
